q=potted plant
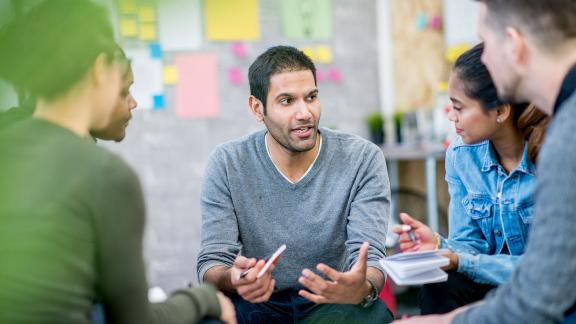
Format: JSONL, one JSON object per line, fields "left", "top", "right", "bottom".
{"left": 394, "top": 111, "right": 404, "bottom": 144}
{"left": 366, "top": 111, "right": 385, "bottom": 144}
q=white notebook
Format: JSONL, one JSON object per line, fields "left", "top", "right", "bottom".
{"left": 380, "top": 249, "right": 450, "bottom": 286}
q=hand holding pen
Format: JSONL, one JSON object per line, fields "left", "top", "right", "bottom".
{"left": 392, "top": 213, "right": 437, "bottom": 252}
{"left": 237, "top": 245, "right": 286, "bottom": 280}
{"left": 400, "top": 224, "right": 419, "bottom": 243}
{"left": 229, "top": 247, "right": 285, "bottom": 303}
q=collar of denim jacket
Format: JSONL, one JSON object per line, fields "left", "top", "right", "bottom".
{"left": 481, "top": 141, "right": 535, "bottom": 176}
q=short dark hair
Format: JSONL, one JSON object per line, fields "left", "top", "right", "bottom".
{"left": 248, "top": 45, "right": 316, "bottom": 114}
{"left": 476, "top": 0, "right": 576, "bottom": 49}
{"left": 0, "top": 0, "right": 116, "bottom": 100}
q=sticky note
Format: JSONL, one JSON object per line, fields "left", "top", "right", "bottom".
{"left": 175, "top": 53, "right": 220, "bottom": 118}
{"left": 149, "top": 42, "right": 162, "bottom": 59}
{"left": 163, "top": 66, "right": 179, "bottom": 85}
{"left": 228, "top": 67, "right": 243, "bottom": 85}
{"left": 139, "top": 5, "right": 157, "bottom": 23}
{"left": 316, "top": 45, "right": 332, "bottom": 64}
{"left": 140, "top": 23, "right": 157, "bottom": 41}
{"left": 445, "top": 44, "right": 471, "bottom": 63}
{"left": 328, "top": 68, "right": 342, "bottom": 83}
{"left": 231, "top": 42, "right": 247, "bottom": 58}
{"left": 120, "top": 18, "right": 138, "bottom": 38}
{"left": 153, "top": 94, "right": 165, "bottom": 110}
{"left": 124, "top": 48, "right": 163, "bottom": 110}
{"left": 205, "top": 0, "right": 260, "bottom": 40}
{"left": 428, "top": 15, "right": 442, "bottom": 30}
{"left": 301, "top": 47, "right": 316, "bottom": 61}
{"left": 416, "top": 13, "right": 428, "bottom": 31}
{"left": 281, "top": 0, "right": 332, "bottom": 40}
{"left": 316, "top": 69, "right": 325, "bottom": 82}
{"left": 158, "top": 0, "right": 202, "bottom": 51}
{"left": 119, "top": 0, "right": 137, "bottom": 14}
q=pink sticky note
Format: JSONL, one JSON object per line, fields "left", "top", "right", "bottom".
{"left": 316, "top": 69, "right": 325, "bottom": 82}
{"left": 174, "top": 54, "right": 220, "bottom": 119}
{"left": 428, "top": 15, "right": 442, "bottom": 30}
{"left": 328, "top": 68, "right": 342, "bottom": 83}
{"left": 231, "top": 42, "right": 247, "bottom": 58}
{"left": 228, "top": 67, "right": 243, "bottom": 85}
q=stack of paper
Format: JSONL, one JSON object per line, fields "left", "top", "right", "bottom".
{"left": 380, "top": 249, "right": 450, "bottom": 286}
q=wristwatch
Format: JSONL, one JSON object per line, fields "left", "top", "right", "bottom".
{"left": 357, "top": 279, "right": 379, "bottom": 308}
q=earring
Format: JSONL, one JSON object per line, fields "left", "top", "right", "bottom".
{"left": 497, "top": 118, "right": 503, "bottom": 123}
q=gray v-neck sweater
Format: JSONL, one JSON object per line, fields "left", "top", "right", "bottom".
{"left": 197, "top": 127, "right": 390, "bottom": 291}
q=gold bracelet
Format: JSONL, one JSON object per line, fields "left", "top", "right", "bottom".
{"left": 434, "top": 232, "right": 441, "bottom": 250}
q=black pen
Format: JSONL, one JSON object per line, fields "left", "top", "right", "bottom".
{"left": 238, "top": 268, "right": 253, "bottom": 280}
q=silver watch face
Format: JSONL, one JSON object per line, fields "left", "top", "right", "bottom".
{"left": 359, "top": 280, "right": 379, "bottom": 308}
{"left": 368, "top": 285, "right": 378, "bottom": 301}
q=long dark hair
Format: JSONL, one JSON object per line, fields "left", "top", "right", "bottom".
{"left": 453, "top": 43, "right": 549, "bottom": 163}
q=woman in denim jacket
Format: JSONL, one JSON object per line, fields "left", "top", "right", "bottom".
{"left": 393, "top": 43, "right": 549, "bottom": 314}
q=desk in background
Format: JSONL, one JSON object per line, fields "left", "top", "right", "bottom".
{"left": 381, "top": 143, "right": 446, "bottom": 233}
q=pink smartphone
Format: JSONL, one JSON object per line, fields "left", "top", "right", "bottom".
{"left": 237, "top": 244, "right": 287, "bottom": 280}
{"left": 256, "top": 244, "right": 286, "bottom": 278}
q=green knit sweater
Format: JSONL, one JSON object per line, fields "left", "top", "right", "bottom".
{"left": 0, "top": 118, "right": 220, "bottom": 323}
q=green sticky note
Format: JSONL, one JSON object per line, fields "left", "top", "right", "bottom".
{"left": 281, "top": 0, "right": 332, "bottom": 40}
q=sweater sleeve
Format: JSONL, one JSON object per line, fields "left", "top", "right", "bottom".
{"left": 150, "top": 285, "right": 221, "bottom": 323}
{"left": 345, "top": 145, "right": 390, "bottom": 275}
{"left": 196, "top": 148, "right": 242, "bottom": 282}
{"left": 93, "top": 156, "right": 221, "bottom": 324}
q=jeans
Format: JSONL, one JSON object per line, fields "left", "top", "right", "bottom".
{"left": 418, "top": 271, "right": 496, "bottom": 315}
{"left": 91, "top": 303, "right": 106, "bottom": 324}
{"left": 231, "top": 289, "right": 393, "bottom": 324}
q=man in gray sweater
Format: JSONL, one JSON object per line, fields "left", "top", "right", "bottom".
{"left": 396, "top": 0, "right": 576, "bottom": 323}
{"left": 197, "top": 46, "right": 393, "bottom": 323}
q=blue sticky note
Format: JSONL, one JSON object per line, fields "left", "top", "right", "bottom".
{"left": 149, "top": 42, "right": 163, "bottom": 59}
{"left": 416, "top": 13, "right": 427, "bottom": 31}
{"left": 153, "top": 94, "right": 165, "bottom": 110}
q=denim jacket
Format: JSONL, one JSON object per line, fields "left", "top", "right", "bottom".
{"left": 439, "top": 136, "right": 536, "bottom": 286}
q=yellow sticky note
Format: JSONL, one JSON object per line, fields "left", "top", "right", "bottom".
{"left": 139, "top": 23, "right": 157, "bottom": 41}
{"left": 163, "top": 66, "right": 179, "bottom": 85}
{"left": 205, "top": 0, "right": 260, "bottom": 40}
{"left": 445, "top": 44, "right": 471, "bottom": 63}
{"left": 120, "top": 18, "right": 138, "bottom": 38}
{"left": 301, "top": 47, "right": 316, "bottom": 61}
{"left": 139, "top": 5, "right": 156, "bottom": 23}
{"left": 119, "top": 0, "right": 137, "bottom": 14}
{"left": 316, "top": 45, "right": 332, "bottom": 64}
